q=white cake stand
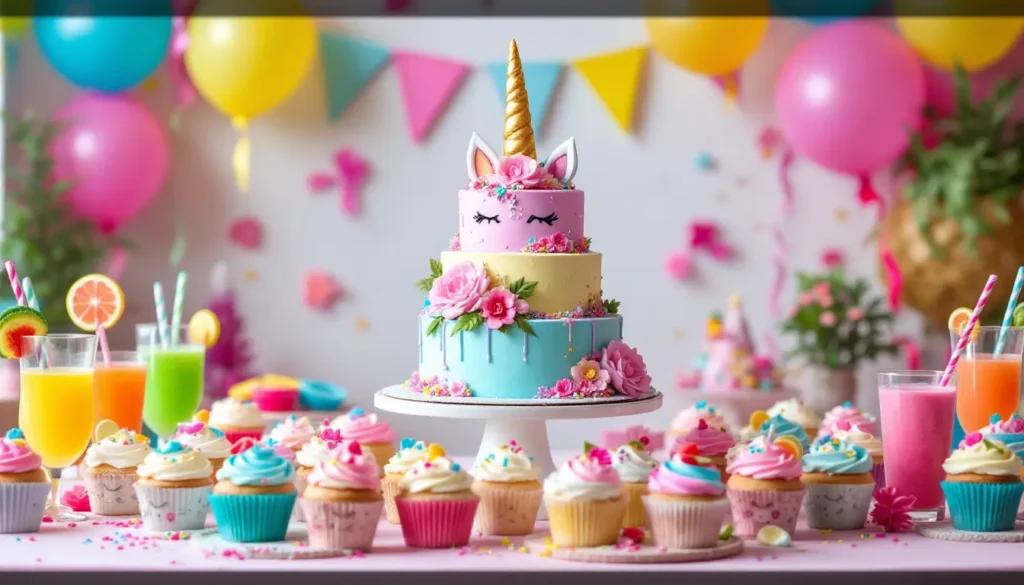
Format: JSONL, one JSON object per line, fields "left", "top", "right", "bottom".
{"left": 374, "top": 385, "right": 663, "bottom": 520}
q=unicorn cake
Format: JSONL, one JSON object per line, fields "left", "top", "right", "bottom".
{"left": 404, "top": 40, "right": 653, "bottom": 401}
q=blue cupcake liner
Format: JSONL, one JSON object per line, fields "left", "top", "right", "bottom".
{"left": 941, "top": 480, "right": 1024, "bottom": 532}
{"left": 209, "top": 492, "right": 297, "bottom": 543}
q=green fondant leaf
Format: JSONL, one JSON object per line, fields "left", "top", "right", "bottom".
{"left": 415, "top": 277, "right": 435, "bottom": 293}
{"left": 507, "top": 277, "right": 526, "bottom": 295}
{"left": 603, "top": 298, "right": 621, "bottom": 314}
{"left": 430, "top": 258, "right": 444, "bottom": 278}
{"left": 583, "top": 441, "right": 597, "bottom": 455}
{"left": 515, "top": 315, "right": 537, "bottom": 337}
{"left": 451, "top": 312, "right": 484, "bottom": 336}
{"left": 425, "top": 316, "right": 444, "bottom": 337}
{"left": 515, "top": 280, "right": 539, "bottom": 299}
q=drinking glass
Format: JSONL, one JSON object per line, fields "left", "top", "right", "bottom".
{"left": 879, "top": 371, "right": 956, "bottom": 522}
{"left": 19, "top": 334, "right": 97, "bottom": 522}
{"left": 137, "top": 324, "right": 205, "bottom": 440}
{"left": 94, "top": 350, "right": 147, "bottom": 433}
{"left": 949, "top": 326, "right": 1024, "bottom": 433}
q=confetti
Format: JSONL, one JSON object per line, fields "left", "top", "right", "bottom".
{"left": 663, "top": 250, "right": 692, "bottom": 281}
{"left": 309, "top": 148, "right": 372, "bottom": 217}
{"left": 690, "top": 221, "right": 734, "bottom": 261}
{"left": 355, "top": 317, "right": 370, "bottom": 332}
{"left": 303, "top": 269, "right": 343, "bottom": 311}
{"left": 244, "top": 269, "right": 258, "bottom": 282}
{"left": 228, "top": 216, "right": 264, "bottom": 250}
{"left": 693, "top": 151, "right": 716, "bottom": 171}
{"left": 835, "top": 209, "right": 849, "bottom": 222}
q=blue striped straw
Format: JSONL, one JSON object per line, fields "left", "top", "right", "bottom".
{"left": 995, "top": 266, "right": 1024, "bottom": 355}
{"left": 153, "top": 282, "right": 169, "bottom": 347}
{"left": 22, "top": 277, "right": 46, "bottom": 368}
{"left": 170, "top": 271, "right": 187, "bottom": 345}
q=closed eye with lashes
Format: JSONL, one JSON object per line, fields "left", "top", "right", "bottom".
{"left": 527, "top": 213, "right": 559, "bottom": 226}
{"left": 473, "top": 212, "right": 500, "bottom": 224}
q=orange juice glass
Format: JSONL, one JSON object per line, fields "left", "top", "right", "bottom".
{"left": 952, "top": 326, "right": 1024, "bottom": 433}
{"left": 94, "top": 350, "right": 147, "bottom": 433}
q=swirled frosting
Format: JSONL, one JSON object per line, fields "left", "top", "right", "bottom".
{"left": 85, "top": 428, "right": 150, "bottom": 469}
{"left": 217, "top": 444, "right": 296, "bottom": 487}
{"left": 943, "top": 436, "right": 1023, "bottom": 477}
{"left": 611, "top": 443, "right": 657, "bottom": 483}
{"left": 802, "top": 437, "right": 873, "bottom": 475}
{"left": 0, "top": 433, "right": 41, "bottom": 474}
{"left": 820, "top": 401, "right": 877, "bottom": 437}
{"left": 726, "top": 435, "right": 803, "bottom": 480}
{"left": 266, "top": 415, "right": 315, "bottom": 450}
{"left": 331, "top": 408, "right": 396, "bottom": 444}
{"left": 671, "top": 401, "right": 727, "bottom": 434}
{"left": 767, "top": 398, "right": 822, "bottom": 430}
{"left": 543, "top": 454, "right": 622, "bottom": 501}
{"left": 679, "top": 421, "right": 735, "bottom": 457}
{"left": 384, "top": 439, "right": 432, "bottom": 475}
{"left": 476, "top": 442, "right": 540, "bottom": 482}
{"left": 296, "top": 427, "right": 343, "bottom": 468}
{"left": 173, "top": 421, "right": 232, "bottom": 460}
{"left": 756, "top": 415, "right": 810, "bottom": 450}
{"left": 648, "top": 455, "right": 725, "bottom": 497}
{"left": 980, "top": 415, "right": 1024, "bottom": 458}
{"left": 308, "top": 442, "right": 380, "bottom": 491}
{"left": 137, "top": 443, "right": 213, "bottom": 482}
{"left": 832, "top": 423, "right": 883, "bottom": 458}
{"left": 209, "top": 398, "right": 264, "bottom": 428}
{"left": 400, "top": 456, "right": 474, "bottom": 494}
{"left": 265, "top": 439, "right": 297, "bottom": 462}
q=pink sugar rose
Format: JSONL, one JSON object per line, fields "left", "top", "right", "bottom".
{"left": 551, "top": 378, "right": 577, "bottom": 398}
{"left": 847, "top": 307, "right": 864, "bottom": 321}
{"left": 479, "top": 287, "right": 528, "bottom": 329}
{"left": 428, "top": 261, "right": 489, "bottom": 320}
{"left": 570, "top": 359, "right": 610, "bottom": 392}
{"left": 489, "top": 155, "right": 544, "bottom": 188}
{"left": 599, "top": 341, "right": 653, "bottom": 397}
{"left": 549, "top": 232, "right": 570, "bottom": 252}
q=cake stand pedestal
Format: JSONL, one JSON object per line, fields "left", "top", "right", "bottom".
{"left": 374, "top": 385, "right": 663, "bottom": 520}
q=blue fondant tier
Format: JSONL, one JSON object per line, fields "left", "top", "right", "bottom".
{"left": 417, "top": 314, "right": 624, "bottom": 400}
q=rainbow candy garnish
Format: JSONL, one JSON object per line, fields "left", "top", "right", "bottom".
{"left": 426, "top": 443, "right": 446, "bottom": 461}
{"left": 773, "top": 435, "right": 803, "bottom": 461}
{"left": 749, "top": 410, "right": 770, "bottom": 430}
{"left": 195, "top": 409, "right": 210, "bottom": 424}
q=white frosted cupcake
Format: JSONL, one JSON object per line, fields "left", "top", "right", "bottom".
{"left": 472, "top": 440, "right": 542, "bottom": 536}
{"left": 82, "top": 424, "right": 150, "bottom": 516}
{"left": 611, "top": 439, "right": 657, "bottom": 528}
{"left": 134, "top": 442, "right": 215, "bottom": 532}
{"left": 767, "top": 398, "right": 822, "bottom": 438}
{"left": 293, "top": 424, "right": 341, "bottom": 521}
{"left": 173, "top": 418, "right": 232, "bottom": 476}
{"left": 265, "top": 415, "right": 316, "bottom": 452}
{"left": 382, "top": 438, "right": 432, "bottom": 524}
{"left": 208, "top": 399, "right": 265, "bottom": 445}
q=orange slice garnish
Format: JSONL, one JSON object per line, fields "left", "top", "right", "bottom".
{"left": 66, "top": 274, "right": 125, "bottom": 332}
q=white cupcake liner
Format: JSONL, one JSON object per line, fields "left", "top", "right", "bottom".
{"left": 0, "top": 482, "right": 50, "bottom": 534}
{"left": 135, "top": 485, "right": 213, "bottom": 532}
{"left": 82, "top": 469, "right": 140, "bottom": 516}
{"left": 642, "top": 495, "right": 730, "bottom": 549}
{"left": 299, "top": 499, "right": 384, "bottom": 551}
{"left": 803, "top": 482, "right": 875, "bottom": 531}
{"left": 291, "top": 471, "right": 308, "bottom": 522}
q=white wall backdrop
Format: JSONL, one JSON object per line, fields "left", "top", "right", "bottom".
{"left": 7, "top": 18, "right": 924, "bottom": 450}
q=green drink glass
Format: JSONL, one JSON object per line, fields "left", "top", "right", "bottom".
{"left": 137, "top": 324, "right": 205, "bottom": 440}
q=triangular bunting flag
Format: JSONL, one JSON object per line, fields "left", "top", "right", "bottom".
{"left": 320, "top": 32, "right": 392, "bottom": 121}
{"left": 572, "top": 46, "right": 647, "bottom": 133}
{"left": 486, "top": 61, "right": 564, "bottom": 136}
{"left": 3, "top": 39, "right": 20, "bottom": 80}
{"left": 392, "top": 51, "right": 471, "bottom": 143}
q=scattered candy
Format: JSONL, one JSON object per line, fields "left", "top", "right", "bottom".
{"left": 756, "top": 525, "right": 792, "bottom": 547}
{"left": 718, "top": 524, "right": 734, "bottom": 541}
{"left": 620, "top": 526, "right": 645, "bottom": 544}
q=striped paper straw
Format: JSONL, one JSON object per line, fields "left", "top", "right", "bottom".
{"left": 153, "top": 282, "right": 169, "bottom": 347}
{"left": 940, "top": 274, "right": 999, "bottom": 387}
{"left": 22, "top": 276, "right": 46, "bottom": 367}
{"left": 995, "top": 266, "right": 1024, "bottom": 355}
{"left": 5, "top": 261, "right": 24, "bottom": 307}
{"left": 170, "top": 271, "right": 187, "bottom": 345}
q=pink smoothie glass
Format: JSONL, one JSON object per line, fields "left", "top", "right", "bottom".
{"left": 878, "top": 371, "right": 956, "bottom": 522}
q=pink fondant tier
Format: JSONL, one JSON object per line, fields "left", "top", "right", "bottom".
{"left": 458, "top": 189, "right": 585, "bottom": 253}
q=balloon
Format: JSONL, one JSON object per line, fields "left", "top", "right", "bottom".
{"left": 51, "top": 94, "right": 170, "bottom": 232}
{"left": 895, "top": 1, "right": 1024, "bottom": 72}
{"left": 770, "top": 0, "right": 881, "bottom": 25}
{"left": 185, "top": 3, "right": 317, "bottom": 119}
{"left": 775, "top": 21, "right": 926, "bottom": 176}
{"left": 647, "top": 1, "right": 770, "bottom": 76}
{"left": 34, "top": 0, "right": 172, "bottom": 93}
{"left": 1, "top": 18, "right": 30, "bottom": 37}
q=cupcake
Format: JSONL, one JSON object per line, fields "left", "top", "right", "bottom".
{"left": 331, "top": 408, "right": 396, "bottom": 475}
{"left": 818, "top": 401, "right": 877, "bottom": 438}
{"left": 134, "top": 442, "right": 215, "bottom": 532}
{"left": 209, "top": 444, "right": 297, "bottom": 543}
{"left": 643, "top": 442, "right": 729, "bottom": 549}
{"left": 979, "top": 413, "right": 1024, "bottom": 466}
{"left": 669, "top": 400, "right": 728, "bottom": 440}
{"left": 543, "top": 444, "right": 626, "bottom": 547}
{"left": 172, "top": 415, "right": 232, "bottom": 476}
{"left": 81, "top": 423, "right": 150, "bottom": 515}
{"left": 299, "top": 440, "right": 383, "bottom": 551}
{"left": 767, "top": 398, "right": 822, "bottom": 439}
{"left": 941, "top": 433, "right": 1024, "bottom": 532}
{"left": 800, "top": 435, "right": 875, "bottom": 530}
{"left": 0, "top": 429, "right": 50, "bottom": 534}
{"left": 382, "top": 438, "right": 432, "bottom": 524}
{"left": 611, "top": 438, "right": 657, "bottom": 528}
{"left": 395, "top": 444, "right": 479, "bottom": 548}
{"left": 747, "top": 411, "right": 810, "bottom": 452}
{"left": 832, "top": 421, "right": 885, "bottom": 488}
{"left": 678, "top": 418, "right": 735, "bottom": 482}
{"left": 209, "top": 398, "right": 266, "bottom": 445}
{"left": 265, "top": 415, "right": 316, "bottom": 453}
{"left": 725, "top": 430, "right": 805, "bottom": 538}
{"left": 472, "top": 440, "right": 542, "bottom": 536}
{"left": 294, "top": 424, "right": 342, "bottom": 521}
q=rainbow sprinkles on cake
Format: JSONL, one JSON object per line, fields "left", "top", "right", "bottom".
{"left": 405, "top": 39, "right": 653, "bottom": 401}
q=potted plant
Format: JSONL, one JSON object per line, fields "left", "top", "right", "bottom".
{"left": 883, "top": 66, "right": 1024, "bottom": 329}
{"left": 781, "top": 269, "right": 898, "bottom": 413}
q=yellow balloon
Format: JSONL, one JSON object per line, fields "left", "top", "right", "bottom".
{"left": 0, "top": 18, "right": 29, "bottom": 37}
{"left": 895, "top": 8, "right": 1024, "bottom": 72}
{"left": 646, "top": 13, "right": 769, "bottom": 77}
{"left": 185, "top": 6, "right": 317, "bottom": 119}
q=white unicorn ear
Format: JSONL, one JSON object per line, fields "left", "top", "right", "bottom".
{"left": 466, "top": 132, "right": 499, "bottom": 183}
{"left": 542, "top": 137, "right": 578, "bottom": 184}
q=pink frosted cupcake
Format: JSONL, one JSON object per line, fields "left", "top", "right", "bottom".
{"left": 677, "top": 418, "right": 735, "bottom": 482}
{"left": 299, "top": 441, "right": 383, "bottom": 551}
{"left": 0, "top": 429, "right": 50, "bottom": 534}
{"left": 669, "top": 401, "right": 728, "bottom": 441}
{"left": 209, "top": 399, "right": 266, "bottom": 445}
{"left": 644, "top": 442, "right": 729, "bottom": 549}
{"left": 264, "top": 415, "right": 316, "bottom": 453}
{"left": 543, "top": 445, "right": 626, "bottom": 547}
{"left": 395, "top": 444, "right": 479, "bottom": 549}
{"left": 331, "top": 408, "right": 395, "bottom": 476}
{"left": 831, "top": 421, "right": 884, "bottom": 487}
{"left": 818, "top": 401, "right": 877, "bottom": 439}
{"left": 725, "top": 430, "right": 805, "bottom": 538}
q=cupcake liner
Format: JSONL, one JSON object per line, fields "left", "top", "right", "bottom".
{"left": 299, "top": 499, "right": 384, "bottom": 551}
{"left": 394, "top": 496, "right": 479, "bottom": 548}
{"left": 82, "top": 470, "right": 140, "bottom": 516}
{"left": 726, "top": 488, "right": 804, "bottom": 538}
{"left": 135, "top": 485, "right": 213, "bottom": 532}
{"left": 473, "top": 486, "right": 542, "bottom": 536}
{"left": 621, "top": 482, "right": 649, "bottom": 528}
{"left": 942, "top": 481, "right": 1024, "bottom": 532}
{"left": 381, "top": 474, "right": 402, "bottom": 525}
{"left": 0, "top": 482, "right": 50, "bottom": 534}
{"left": 220, "top": 429, "right": 265, "bottom": 446}
{"left": 871, "top": 463, "right": 885, "bottom": 489}
{"left": 291, "top": 471, "right": 308, "bottom": 522}
{"left": 209, "top": 492, "right": 297, "bottom": 543}
{"left": 803, "top": 482, "right": 874, "bottom": 531}
{"left": 642, "top": 495, "right": 730, "bottom": 550}
{"left": 544, "top": 496, "right": 627, "bottom": 548}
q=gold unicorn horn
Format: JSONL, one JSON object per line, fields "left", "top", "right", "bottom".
{"left": 503, "top": 39, "right": 537, "bottom": 160}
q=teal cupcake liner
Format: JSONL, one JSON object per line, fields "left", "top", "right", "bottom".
{"left": 941, "top": 481, "right": 1024, "bottom": 532}
{"left": 209, "top": 492, "right": 297, "bottom": 543}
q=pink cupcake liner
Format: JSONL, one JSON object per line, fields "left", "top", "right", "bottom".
{"left": 395, "top": 496, "right": 479, "bottom": 549}
{"left": 81, "top": 469, "right": 140, "bottom": 516}
{"left": 299, "top": 499, "right": 384, "bottom": 551}
{"left": 643, "top": 495, "right": 730, "bottom": 549}
{"left": 727, "top": 488, "right": 805, "bottom": 538}
{"left": 871, "top": 463, "right": 885, "bottom": 489}
{"left": 220, "top": 429, "right": 265, "bottom": 446}
{"left": 0, "top": 482, "right": 50, "bottom": 534}
{"left": 135, "top": 485, "right": 213, "bottom": 532}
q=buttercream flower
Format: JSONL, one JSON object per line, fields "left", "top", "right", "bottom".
{"left": 599, "top": 341, "right": 653, "bottom": 397}
{"left": 819, "top": 312, "right": 837, "bottom": 327}
{"left": 448, "top": 380, "right": 471, "bottom": 397}
{"left": 479, "top": 287, "right": 527, "bottom": 329}
{"left": 847, "top": 307, "right": 864, "bottom": 321}
{"left": 570, "top": 359, "right": 610, "bottom": 391}
{"left": 551, "top": 379, "right": 576, "bottom": 398}
{"left": 489, "top": 155, "right": 544, "bottom": 187}
{"left": 427, "top": 261, "right": 489, "bottom": 320}
{"left": 549, "top": 232, "right": 570, "bottom": 252}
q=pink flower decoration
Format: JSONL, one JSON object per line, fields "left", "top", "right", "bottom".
{"left": 599, "top": 341, "right": 653, "bottom": 397}
{"left": 798, "top": 292, "right": 814, "bottom": 306}
{"left": 479, "top": 287, "right": 527, "bottom": 329}
{"left": 821, "top": 249, "right": 844, "bottom": 268}
{"left": 448, "top": 380, "right": 472, "bottom": 398}
{"left": 847, "top": 307, "right": 865, "bottom": 321}
{"left": 570, "top": 359, "right": 611, "bottom": 392}
{"left": 551, "top": 378, "right": 577, "bottom": 398}
{"left": 319, "top": 428, "right": 345, "bottom": 450}
{"left": 819, "top": 296, "right": 834, "bottom": 308}
{"left": 587, "top": 446, "right": 613, "bottom": 466}
{"left": 62, "top": 484, "right": 91, "bottom": 513}
{"left": 489, "top": 155, "right": 545, "bottom": 188}
{"left": 812, "top": 282, "right": 831, "bottom": 300}
{"left": 869, "top": 486, "right": 917, "bottom": 533}
{"left": 963, "top": 432, "right": 984, "bottom": 447}
{"left": 427, "top": 261, "right": 490, "bottom": 320}
{"left": 549, "top": 232, "right": 570, "bottom": 252}
{"left": 819, "top": 312, "right": 837, "bottom": 327}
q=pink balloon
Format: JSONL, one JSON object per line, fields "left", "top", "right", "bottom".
{"left": 775, "top": 21, "right": 926, "bottom": 176}
{"left": 51, "top": 93, "right": 169, "bottom": 232}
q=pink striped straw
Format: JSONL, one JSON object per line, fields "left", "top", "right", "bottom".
{"left": 4, "top": 261, "right": 24, "bottom": 307}
{"left": 940, "top": 274, "right": 999, "bottom": 387}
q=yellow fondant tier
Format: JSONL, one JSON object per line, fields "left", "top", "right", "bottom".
{"left": 440, "top": 251, "right": 603, "bottom": 315}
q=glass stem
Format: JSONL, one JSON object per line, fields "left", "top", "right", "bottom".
{"left": 49, "top": 467, "right": 62, "bottom": 506}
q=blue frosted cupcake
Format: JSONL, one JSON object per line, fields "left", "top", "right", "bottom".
{"left": 800, "top": 436, "right": 875, "bottom": 530}
{"left": 750, "top": 413, "right": 810, "bottom": 452}
{"left": 209, "top": 444, "right": 297, "bottom": 542}
{"left": 941, "top": 434, "right": 1024, "bottom": 532}
{"left": 979, "top": 413, "right": 1024, "bottom": 464}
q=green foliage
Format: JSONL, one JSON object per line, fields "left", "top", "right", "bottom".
{"left": 425, "top": 315, "right": 444, "bottom": 336}
{"left": 2, "top": 113, "right": 124, "bottom": 328}
{"left": 507, "top": 277, "right": 537, "bottom": 299}
{"left": 897, "top": 65, "right": 1024, "bottom": 256}
{"left": 416, "top": 258, "right": 444, "bottom": 292}
{"left": 513, "top": 314, "right": 536, "bottom": 337}
{"left": 603, "top": 298, "right": 620, "bottom": 314}
{"left": 450, "top": 312, "right": 484, "bottom": 336}
{"left": 779, "top": 269, "right": 898, "bottom": 370}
